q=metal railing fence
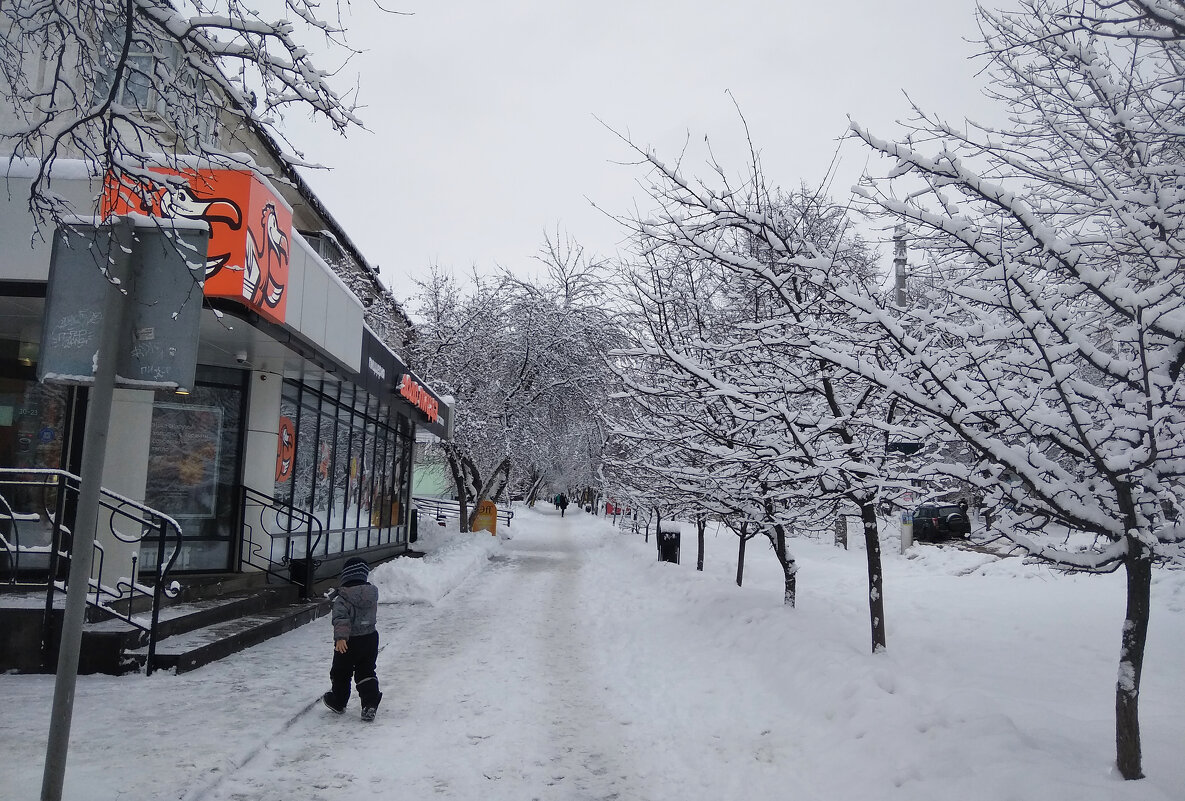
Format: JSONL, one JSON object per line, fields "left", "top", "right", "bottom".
{"left": 0, "top": 468, "right": 182, "bottom": 674}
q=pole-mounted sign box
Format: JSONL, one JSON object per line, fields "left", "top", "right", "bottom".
{"left": 38, "top": 218, "right": 209, "bottom": 391}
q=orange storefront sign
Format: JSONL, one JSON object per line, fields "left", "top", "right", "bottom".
{"left": 103, "top": 168, "right": 293, "bottom": 325}
{"left": 397, "top": 374, "right": 440, "bottom": 423}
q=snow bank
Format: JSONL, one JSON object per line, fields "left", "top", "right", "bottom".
{"left": 367, "top": 520, "right": 503, "bottom": 605}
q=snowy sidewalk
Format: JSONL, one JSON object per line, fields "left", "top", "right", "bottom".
{"left": 1, "top": 507, "right": 1183, "bottom": 800}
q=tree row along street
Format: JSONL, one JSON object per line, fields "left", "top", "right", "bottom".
{"left": 1, "top": 0, "right": 1182, "bottom": 790}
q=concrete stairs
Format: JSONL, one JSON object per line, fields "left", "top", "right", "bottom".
{"left": 78, "top": 575, "right": 331, "bottom": 675}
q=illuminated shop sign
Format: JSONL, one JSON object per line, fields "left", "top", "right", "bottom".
{"left": 397, "top": 374, "right": 439, "bottom": 423}
{"left": 102, "top": 167, "right": 293, "bottom": 325}
{"left": 358, "top": 330, "right": 449, "bottom": 438}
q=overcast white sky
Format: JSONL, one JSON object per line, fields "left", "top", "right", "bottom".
{"left": 283, "top": 0, "right": 1003, "bottom": 301}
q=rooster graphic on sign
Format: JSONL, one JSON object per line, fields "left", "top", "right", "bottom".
{"left": 106, "top": 172, "right": 289, "bottom": 314}
{"left": 244, "top": 202, "right": 289, "bottom": 308}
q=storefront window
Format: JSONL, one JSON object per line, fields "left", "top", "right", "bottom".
{"left": 336, "top": 383, "right": 357, "bottom": 534}
{"left": 395, "top": 414, "right": 412, "bottom": 544}
{"left": 0, "top": 378, "right": 70, "bottom": 477}
{"left": 373, "top": 405, "right": 393, "bottom": 545}
{"left": 288, "top": 381, "right": 329, "bottom": 546}
{"left": 275, "top": 376, "right": 413, "bottom": 556}
{"left": 0, "top": 377, "right": 73, "bottom": 550}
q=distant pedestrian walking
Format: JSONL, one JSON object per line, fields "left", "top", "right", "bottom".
{"left": 558, "top": 493, "right": 569, "bottom": 517}
{"left": 323, "top": 557, "right": 383, "bottom": 722}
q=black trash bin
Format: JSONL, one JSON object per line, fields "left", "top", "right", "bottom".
{"left": 410, "top": 506, "right": 419, "bottom": 544}
{"left": 658, "top": 522, "right": 681, "bottom": 564}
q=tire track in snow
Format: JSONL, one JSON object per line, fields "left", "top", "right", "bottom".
{"left": 189, "top": 550, "right": 526, "bottom": 801}
{"left": 529, "top": 537, "right": 637, "bottom": 801}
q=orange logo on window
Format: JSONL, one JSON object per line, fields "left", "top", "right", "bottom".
{"left": 276, "top": 416, "right": 296, "bottom": 482}
{"left": 103, "top": 168, "right": 292, "bottom": 325}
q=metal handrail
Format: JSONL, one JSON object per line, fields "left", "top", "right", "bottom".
{"left": 413, "top": 495, "right": 514, "bottom": 528}
{"left": 0, "top": 468, "right": 183, "bottom": 674}
{"left": 238, "top": 486, "right": 324, "bottom": 599}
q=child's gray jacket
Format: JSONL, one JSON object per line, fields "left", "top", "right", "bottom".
{"left": 332, "top": 583, "right": 378, "bottom": 640}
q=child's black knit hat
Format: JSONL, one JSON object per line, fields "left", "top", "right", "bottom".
{"left": 341, "top": 557, "right": 370, "bottom": 584}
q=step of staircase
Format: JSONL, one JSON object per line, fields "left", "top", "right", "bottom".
{"left": 130, "top": 599, "right": 331, "bottom": 673}
{"left": 84, "top": 585, "right": 301, "bottom": 641}
{"left": 81, "top": 572, "right": 286, "bottom": 623}
{"left": 78, "top": 584, "right": 327, "bottom": 675}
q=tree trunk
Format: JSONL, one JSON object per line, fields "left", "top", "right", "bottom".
{"left": 445, "top": 453, "right": 470, "bottom": 533}
{"left": 773, "top": 523, "right": 796, "bottom": 608}
{"left": 467, "top": 456, "right": 511, "bottom": 531}
{"left": 781, "top": 555, "right": 797, "bottom": 607}
{"left": 696, "top": 515, "right": 706, "bottom": 572}
{"left": 736, "top": 530, "right": 746, "bottom": 587}
{"left": 860, "top": 501, "right": 887, "bottom": 653}
{"left": 524, "top": 473, "right": 545, "bottom": 507}
{"left": 1116, "top": 534, "right": 1152, "bottom": 780}
{"left": 459, "top": 455, "right": 485, "bottom": 533}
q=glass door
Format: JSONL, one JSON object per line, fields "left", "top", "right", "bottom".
{"left": 144, "top": 366, "right": 246, "bottom": 571}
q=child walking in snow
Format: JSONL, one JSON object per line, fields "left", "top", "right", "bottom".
{"left": 323, "top": 557, "right": 383, "bottom": 721}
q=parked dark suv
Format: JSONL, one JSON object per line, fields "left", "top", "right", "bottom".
{"left": 912, "top": 504, "right": 971, "bottom": 542}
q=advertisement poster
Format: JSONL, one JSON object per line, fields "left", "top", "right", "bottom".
{"left": 146, "top": 403, "right": 223, "bottom": 519}
{"left": 472, "top": 499, "right": 498, "bottom": 536}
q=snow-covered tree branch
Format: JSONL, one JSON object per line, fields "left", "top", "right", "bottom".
{"left": 410, "top": 240, "right": 625, "bottom": 530}
{"left": 0, "top": 0, "right": 363, "bottom": 227}
{"left": 606, "top": 132, "right": 916, "bottom": 650}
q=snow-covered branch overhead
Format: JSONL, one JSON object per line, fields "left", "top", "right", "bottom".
{"left": 0, "top": 1, "right": 364, "bottom": 226}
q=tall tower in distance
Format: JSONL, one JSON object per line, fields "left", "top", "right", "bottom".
{"left": 893, "top": 224, "right": 908, "bottom": 307}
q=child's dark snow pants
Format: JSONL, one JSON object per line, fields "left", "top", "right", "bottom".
{"left": 327, "top": 631, "right": 381, "bottom": 708}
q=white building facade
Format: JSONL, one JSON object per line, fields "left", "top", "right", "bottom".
{"left": 0, "top": 31, "right": 449, "bottom": 583}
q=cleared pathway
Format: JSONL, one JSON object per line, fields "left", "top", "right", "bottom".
{"left": 7, "top": 508, "right": 1180, "bottom": 800}
{"left": 197, "top": 516, "right": 665, "bottom": 801}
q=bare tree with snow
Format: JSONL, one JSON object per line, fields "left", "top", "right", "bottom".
{"left": 839, "top": 0, "right": 1185, "bottom": 778}
{"left": 608, "top": 157, "right": 905, "bottom": 650}
{"left": 410, "top": 240, "right": 623, "bottom": 530}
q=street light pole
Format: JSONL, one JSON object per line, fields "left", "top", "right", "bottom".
{"left": 893, "top": 225, "right": 915, "bottom": 553}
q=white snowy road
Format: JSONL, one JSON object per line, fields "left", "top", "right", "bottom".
{"left": 198, "top": 526, "right": 629, "bottom": 800}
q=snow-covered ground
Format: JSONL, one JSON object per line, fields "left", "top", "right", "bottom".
{"left": 1, "top": 506, "right": 1182, "bottom": 800}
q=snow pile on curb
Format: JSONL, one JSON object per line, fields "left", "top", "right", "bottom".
{"left": 369, "top": 523, "right": 502, "bottom": 605}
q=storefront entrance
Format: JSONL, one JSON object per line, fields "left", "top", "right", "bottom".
{"left": 144, "top": 366, "right": 247, "bottom": 571}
